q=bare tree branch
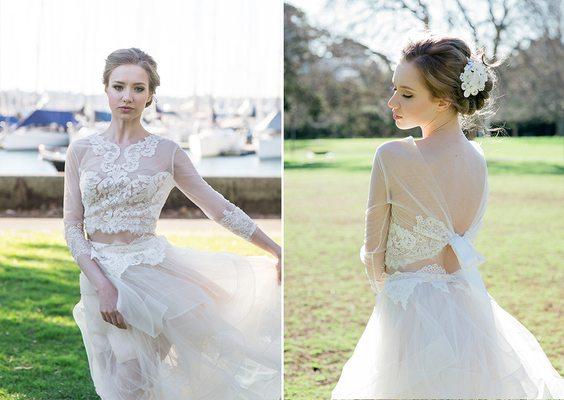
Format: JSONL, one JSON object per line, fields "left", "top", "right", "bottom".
{"left": 455, "top": 0, "right": 480, "bottom": 47}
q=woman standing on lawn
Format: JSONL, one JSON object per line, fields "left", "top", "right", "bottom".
{"left": 63, "top": 48, "right": 281, "bottom": 399}
{"left": 331, "top": 36, "right": 563, "bottom": 399}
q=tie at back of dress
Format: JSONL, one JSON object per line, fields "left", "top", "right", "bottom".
{"left": 379, "top": 135, "right": 488, "bottom": 275}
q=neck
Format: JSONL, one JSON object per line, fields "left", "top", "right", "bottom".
{"left": 420, "top": 111, "right": 463, "bottom": 140}
{"left": 106, "top": 117, "right": 147, "bottom": 144}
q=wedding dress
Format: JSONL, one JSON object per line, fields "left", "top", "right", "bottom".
{"left": 63, "top": 132, "right": 281, "bottom": 399}
{"left": 331, "top": 134, "right": 563, "bottom": 399}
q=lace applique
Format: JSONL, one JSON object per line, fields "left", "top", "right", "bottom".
{"left": 412, "top": 215, "right": 451, "bottom": 242}
{"left": 81, "top": 134, "right": 174, "bottom": 235}
{"left": 80, "top": 171, "right": 174, "bottom": 235}
{"left": 89, "top": 134, "right": 161, "bottom": 173}
{"left": 382, "top": 263, "right": 467, "bottom": 309}
{"left": 419, "top": 263, "right": 447, "bottom": 274}
{"left": 90, "top": 236, "right": 167, "bottom": 278}
{"left": 64, "top": 222, "right": 92, "bottom": 261}
{"left": 385, "top": 215, "right": 451, "bottom": 269}
{"left": 219, "top": 205, "right": 257, "bottom": 241}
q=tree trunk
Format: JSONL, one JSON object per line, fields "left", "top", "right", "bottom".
{"left": 557, "top": 117, "right": 564, "bottom": 136}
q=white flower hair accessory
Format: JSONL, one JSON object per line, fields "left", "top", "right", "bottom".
{"left": 459, "top": 59, "right": 488, "bottom": 98}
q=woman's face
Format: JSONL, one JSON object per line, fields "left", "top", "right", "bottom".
{"left": 387, "top": 61, "right": 443, "bottom": 130}
{"left": 105, "top": 64, "right": 152, "bottom": 121}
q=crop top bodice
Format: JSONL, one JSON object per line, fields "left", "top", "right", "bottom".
{"left": 63, "top": 132, "right": 257, "bottom": 263}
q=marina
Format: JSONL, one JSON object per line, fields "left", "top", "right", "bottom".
{"left": 0, "top": 148, "right": 281, "bottom": 178}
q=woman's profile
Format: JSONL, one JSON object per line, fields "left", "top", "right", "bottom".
{"left": 63, "top": 48, "right": 281, "bottom": 399}
{"left": 331, "top": 36, "right": 563, "bottom": 399}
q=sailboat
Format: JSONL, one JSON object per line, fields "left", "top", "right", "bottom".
{"left": 1, "top": 109, "right": 76, "bottom": 150}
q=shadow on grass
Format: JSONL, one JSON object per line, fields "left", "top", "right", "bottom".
{"left": 24, "top": 242, "right": 69, "bottom": 252}
{"left": 284, "top": 161, "right": 370, "bottom": 173}
{"left": 0, "top": 244, "right": 98, "bottom": 399}
{"left": 286, "top": 159, "right": 564, "bottom": 176}
{"left": 486, "top": 160, "right": 564, "bottom": 175}
{"left": 3, "top": 253, "right": 71, "bottom": 266}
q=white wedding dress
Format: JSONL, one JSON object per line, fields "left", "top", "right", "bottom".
{"left": 63, "top": 132, "right": 281, "bottom": 399}
{"left": 331, "top": 134, "right": 563, "bottom": 399}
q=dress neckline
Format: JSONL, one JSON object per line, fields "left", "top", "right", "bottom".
{"left": 403, "top": 134, "right": 488, "bottom": 237}
{"left": 89, "top": 133, "right": 161, "bottom": 172}
{"left": 97, "top": 132, "right": 154, "bottom": 150}
{"left": 406, "top": 133, "right": 466, "bottom": 144}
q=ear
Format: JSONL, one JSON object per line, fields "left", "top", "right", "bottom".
{"left": 436, "top": 98, "right": 451, "bottom": 112}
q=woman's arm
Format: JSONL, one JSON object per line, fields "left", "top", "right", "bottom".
{"left": 63, "top": 143, "right": 127, "bottom": 328}
{"left": 172, "top": 145, "right": 281, "bottom": 281}
{"left": 249, "top": 228, "right": 282, "bottom": 283}
{"left": 361, "top": 148, "right": 392, "bottom": 294}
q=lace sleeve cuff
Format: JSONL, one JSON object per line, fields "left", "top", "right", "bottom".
{"left": 64, "top": 222, "right": 92, "bottom": 262}
{"left": 360, "top": 245, "right": 386, "bottom": 294}
{"left": 218, "top": 204, "right": 257, "bottom": 241}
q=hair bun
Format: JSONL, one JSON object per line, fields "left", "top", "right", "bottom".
{"left": 401, "top": 36, "right": 500, "bottom": 136}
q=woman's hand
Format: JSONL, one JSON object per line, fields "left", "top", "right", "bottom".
{"left": 269, "top": 244, "right": 282, "bottom": 285}
{"left": 248, "top": 227, "right": 282, "bottom": 284}
{"left": 275, "top": 250, "right": 282, "bottom": 285}
{"left": 97, "top": 281, "right": 127, "bottom": 329}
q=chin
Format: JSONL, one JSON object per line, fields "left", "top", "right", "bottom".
{"left": 395, "top": 120, "right": 415, "bottom": 130}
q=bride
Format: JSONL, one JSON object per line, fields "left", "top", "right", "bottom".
{"left": 63, "top": 48, "right": 281, "bottom": 399}
{"left": 331, "top": 36, "right": 563, "bottom": 399}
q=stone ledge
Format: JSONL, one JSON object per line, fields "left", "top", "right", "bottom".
{"left": 0, "top": 175, "right": 281, "bottom": 216}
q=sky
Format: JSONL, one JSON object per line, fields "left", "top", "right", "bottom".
{"left": 0, "top": 0, "right": 282, "bottom": 98}
{"left": 287, "top": 0, "right": 516, "bottom": 64}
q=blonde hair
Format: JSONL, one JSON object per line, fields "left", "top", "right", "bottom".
{"left": 102, "top": 48, "right": 160, "bottom": 107}
{"left": 401, "top": 36, "right": 501, "bottom": 137}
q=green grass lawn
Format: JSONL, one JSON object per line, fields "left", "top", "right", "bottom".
{"left": 284, "top": 136, "right": 564, "bottom": 399}
{"left": 0, "top": 229, "right": 279, "bottom": 400}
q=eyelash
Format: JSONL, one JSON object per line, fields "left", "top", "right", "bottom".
{"left": 391, "top": 86, "right": 413, "bottom": 99}
{"left": 113, "top": 85, "right": 145, "bottom": 92}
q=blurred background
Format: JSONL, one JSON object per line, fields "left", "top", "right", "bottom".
{"left": 0, "top": 2, "right": 282, "bottom": 398}
{"left": 0, "top": 0, "right": 282, "bottom": 178}
{"left": 284, "top": 0, "right": 562, "bottom": 139}
{"left": 283, "top": 1, "right": 563, "bottom": 399}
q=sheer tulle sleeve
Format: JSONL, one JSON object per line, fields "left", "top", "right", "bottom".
{"left": 172, "top": 145, "right": 257, "bottom": 240}
{"left": 63, "top": 142, "right": 92, "bottom": 262}
{"left": 360, "top": 147, "right": 392, "bottom": 294}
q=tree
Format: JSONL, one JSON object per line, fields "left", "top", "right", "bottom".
{"left": 284, "top": 3, "right": 396, "bottom": 138}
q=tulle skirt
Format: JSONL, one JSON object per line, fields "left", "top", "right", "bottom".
{"left": 72, "top": 235, "right": 281, "bottom": 400}
{"left": 331, "top": 268, "right": 564, "bottom": 399}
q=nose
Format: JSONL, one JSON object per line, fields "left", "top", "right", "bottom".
{"left": 122, "top": 89, "right": 132, "bottom": 102}
{"left": 387, "top": 92, "right": 397, "bottom": 110}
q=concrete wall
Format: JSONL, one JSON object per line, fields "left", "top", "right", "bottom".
{"left": 0, "top": 175, "right": 281, "bottom": 216}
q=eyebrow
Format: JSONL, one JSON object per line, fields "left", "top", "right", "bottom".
{"left": 394, "top": 84, "right": 415, "bottom": 91}
{"left": 112, "top": 80, "right": 146, "bottom": 86}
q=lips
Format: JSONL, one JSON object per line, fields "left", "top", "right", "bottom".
{"left": 393, "top": 113, "right": 403, "bottom": 120}
{"left": 119, "top": 106, "right": 133, "bottom": 110}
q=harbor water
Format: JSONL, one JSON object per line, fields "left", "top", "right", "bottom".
{"left": 0, "top": 149, "right": 281, "bottom": 178}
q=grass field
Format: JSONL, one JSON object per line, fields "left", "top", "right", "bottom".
{"left": 284, "top": 136, "right": 564, "bottom": 399}
{"left": 0, "top": 228, "right": 280, "bottom": 400}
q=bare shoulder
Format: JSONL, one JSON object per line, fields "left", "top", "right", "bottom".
{"left": 152, "top": 134, "right": 179, "bottom": 149}
{"left": 67, "top": 135, "right": 95, "bottom": 157}
{"left": 468, "top": 138, "right": 485, "bottom": 157}
{"left": 374, "top": 136, "right": 413, "bottom": 162}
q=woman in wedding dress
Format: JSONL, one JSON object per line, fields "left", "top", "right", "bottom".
{"left": 63, "top": 48, "right": 281, "bottom": 399}
{"left": 331, "top": 36, "right": 563, "bottom": 399}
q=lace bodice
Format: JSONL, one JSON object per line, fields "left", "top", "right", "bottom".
{"left": 63, "top": 132, "right": 257, "bottom": 264}
{"left": 361, "top": 134, "right": 488, "bottom": 295}
{"left": 81, "top": 134, "right": 174, "bottom": 236}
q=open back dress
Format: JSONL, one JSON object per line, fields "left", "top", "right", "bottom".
{"left": 331, "top": 133, "right": 563, "bottom": 399}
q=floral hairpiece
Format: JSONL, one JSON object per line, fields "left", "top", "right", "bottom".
{"left": 459, "top": 58, "right": 488, "bottom": 98}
